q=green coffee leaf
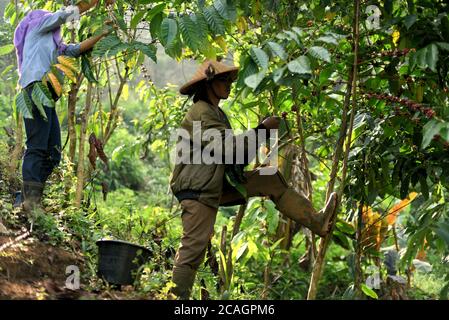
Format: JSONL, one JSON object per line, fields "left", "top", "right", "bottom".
{"left": 308, "top": 46, "right": 331, "bottom": 63}
{"left": 436, "top": 42, "right": 449, "bottom": 51}
{"left": 426, "top": 43, "right": 439, "bottom": 72}
{"left": 404, "top": 15, "right": 417, "bottom": 30}
{"left": 250, "top": 47, "right": 269, "bottom": 70}
{"left": 31, "top": 82, "right": 55, "bottom": 120}
{"left": 179, "top": 15, "right": 201, "bottom": 51}
{"left": 317, "top": 36, "right": 339, "bottom": 45}
{"left": 130, "top": 11, "right": 146, "bottom": 29}
{"left": 145, "top": 3, "right": 166, "bottom": 22}
{"left": 267, "top": 42, "right": 287, "bottom": 60}
{"left": 160, "top": 18, "right": 178, "bottom": 48}
{"left": 14, "top": 90, "right": 33, "bottom": 119}
{"left": 287, "top": 56, "right": 311, "bottom": 74}
{"left": 213, "top": 0, "right": 236, "bottom": 22}
{"left": 132, "top": 42, "right": 157, "bottom": 63}
{"left": 422, "top": 119, "right": 444, "bottom": 148}
{"left": 81, "top": 55, "right": 98, "bottom": 83}
{"left": 272, "top": 66, "right": 286, "bottom": 83}
{"left": 244, "top": 71, "right": 265, "bottom": 89}
{"left": 204, "top": 6, "right": 225, "bottom": 35}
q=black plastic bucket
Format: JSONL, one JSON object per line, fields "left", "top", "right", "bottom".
{"left": 96, "top": 239, "right": 152, "bottom": 286}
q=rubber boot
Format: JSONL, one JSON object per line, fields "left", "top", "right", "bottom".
{"left": 171, "top": 265, "right": 197, "bottom": 300}
{"left": 13, "top": 191, "right": 23, "bottom": 208}
{"left": 22, "top": 181, "right": 44, "bottom": 213}
{"left": 274, "top": 188, "right": 338, "bottom": 237}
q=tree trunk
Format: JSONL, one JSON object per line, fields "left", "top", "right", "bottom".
{"left": 232, "top": 203, "right": 247, "bottom": 238}
{"left": 67, "top": 30, "right": 82, "bottom": 163}
{"left": 276, "top": 139, "right": 297, "bottom": 251}
{"left": 354, "top": 201, "right": 364, "bottom": 297}
{"left": 74, "top": 83, "right": 93, "bottom": 208}
{"left": 307, "top": 0, "right": 361, "bottom": 300}
{"left": 67, "top": 78, "right": 83, "bottom": 163}
{"left": 8, "top": 4, "right": 22, "bottom": 186}
{"left": 219, "top": 225, "right": 228, "bottom": 295}
{"left": 64, "top": 74, "right": 83, "bottom": 202}
{"left": 8, "top": 115, "right": 23, "bottom": 184}
{"left": 68, "top": 87, "right": 77, "bottom": 163}
{"left": 293, "top": 94, "right": 316, "bottom": 269}
{"left": 262, "top": 264, "right": 271, "bottom": 299}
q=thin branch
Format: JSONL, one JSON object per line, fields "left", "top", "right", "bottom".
{"left": 307, "top": 0, "right": 361, "bottom": 300}
{"left": 105, "top": 59, "right": 114, "bottom": 111}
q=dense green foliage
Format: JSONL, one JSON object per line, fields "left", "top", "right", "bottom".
{"left": 0, "top": 0, "right": 448, "bottom": 300}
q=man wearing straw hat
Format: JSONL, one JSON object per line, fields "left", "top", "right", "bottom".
{"left": 169, "top": 59, "right": 338, "bottom": 299}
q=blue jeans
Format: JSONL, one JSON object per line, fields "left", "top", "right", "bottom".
{"left": 22, "top": 83, "right": 61, "bottom": 184}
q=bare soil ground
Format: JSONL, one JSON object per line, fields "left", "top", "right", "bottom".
{"left": 0, "top": 229, "right": 153, "bottom": 300}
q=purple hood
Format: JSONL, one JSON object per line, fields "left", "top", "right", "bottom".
{"left": 13, "top": 10, "right": 67, "bottom": 74}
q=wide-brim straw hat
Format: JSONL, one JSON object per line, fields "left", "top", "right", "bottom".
{"left": 179, "top": 59, "right": 239, "bottom": 95}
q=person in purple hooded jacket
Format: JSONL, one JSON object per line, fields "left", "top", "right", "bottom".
{"left": 13, "top": 0, "right": 115, "bottom": 212}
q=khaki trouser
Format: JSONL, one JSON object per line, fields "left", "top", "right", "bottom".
{"left": 171, "top": 167, "right": 316, "bottom": 299}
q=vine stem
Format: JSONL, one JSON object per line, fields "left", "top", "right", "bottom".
{"left": 307, "top": 0, "right": 361, "bottom": 300}
{"left": 75, "top": 82, "right": 93, "bottom": 208}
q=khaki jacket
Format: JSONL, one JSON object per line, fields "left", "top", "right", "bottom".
{"left": 169, "top": 100, "right": 265, "bottom": 209}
